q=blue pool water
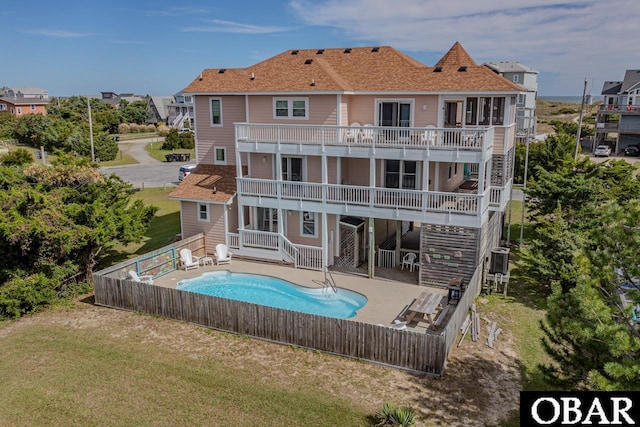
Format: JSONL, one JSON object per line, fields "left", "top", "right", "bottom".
{"left": 176, "top": 271, "right": 367, "bottom": 319}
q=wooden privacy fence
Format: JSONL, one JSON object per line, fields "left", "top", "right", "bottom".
{"left": 92, "top": 274, "right": 450, "bottom": 375}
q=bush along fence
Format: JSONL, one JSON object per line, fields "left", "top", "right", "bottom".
{"left": 93, "top": 234, "right": 480, "bottom": 375}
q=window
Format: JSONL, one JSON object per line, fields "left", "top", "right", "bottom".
{"left": 0, "top": 104, "right": 6, "bottom": 111}
{"left": 16, "top": 107, "right": 22, "bottom": 115}
{"left": 282, "top": 157, "right": 303, "bottom": 181}
{"left": 214, "top": 147, "right": 226, "bottom": 165}
{"left": 448, "top": 163, "right": 453, "bottom": 180}
{"left": 273, "top": 98, "right": 308, "bottom": 119}
{"left": 513, "top": 75, "right": 519, "bottom": 83}
{"left": 10, "top": 107, "right": 14, "bottom": 114}
{"left": 257, "top": 207, "right": 278, "bottom": 232}
{"left": 518, "top": 94, "right": 525, "bottom": 105}
{"left": 301, "top": 211, "right": 317, "bottom": 237}
{"left": 465, "top": 97, "right": 477, "bottom": 125}
{"left": 454, "top": 163, "right": 458, "bottom": 175}
{"left": 492, "top": 97, "right": 505, "bottom": 125}
{"left": 30, "top": 104, "right": 36, "bottom": 111}
{"left": 385, "top": 160, "right": 417, "bottom": 189}
{"left": 210, "top": 98, "right": 222, "bottom": 126}
{"left": 198, "top": 203, "right": 209, "bottom": 222}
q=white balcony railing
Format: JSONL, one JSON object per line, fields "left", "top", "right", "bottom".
{"left": 236, "top": 123, "right": 494, "bottom": 152}
{"left": 238, "top": 178, "right": 484, "bottom": 215}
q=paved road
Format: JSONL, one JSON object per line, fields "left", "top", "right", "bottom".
{"left": 100, "top": 137, "right": 194, "bottom": 188}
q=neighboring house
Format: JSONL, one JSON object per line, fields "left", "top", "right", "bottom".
{"left": 167, "top": 91, "right": 195, "bottom": 129}
{"left": 485, "top": 61, "right": 538, "bottom": 142}
{"left": 100, "top": 91, "right": 147, "bottom": 107}
{"left": 596, "top": 69, "right": 640, "bottom": 152}
{"left": 0, "top": 86, "right": 49, "bottom": 99}
{"left": 0, "top": 96, "right": 48, "bottom": 116}
{"left": 147, "top": 96, "right": 174, "bottom": 124}
{"left": 170, "top": 42, "right": 522, "bottom": 290}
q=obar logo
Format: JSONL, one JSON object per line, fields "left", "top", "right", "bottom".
{"left": 521, "top": 392, "right": 640, "bottom": 426}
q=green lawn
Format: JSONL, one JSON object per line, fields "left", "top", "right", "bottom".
{"left": 99, "top": 144, "right": 137, "bottom": 166}
{"left": 0, "top": 319, "right": 369, "bottom": 427}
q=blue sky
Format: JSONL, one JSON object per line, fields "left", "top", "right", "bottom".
{"left": 2, "top": 0, "right": 638, "bottom": 97}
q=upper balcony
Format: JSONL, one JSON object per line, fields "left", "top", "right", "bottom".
{"left": 235, "top": 123, "right": 494, "bottom": 162}
{"left": 598, "top": 104, "right": 640, "bottom": 115}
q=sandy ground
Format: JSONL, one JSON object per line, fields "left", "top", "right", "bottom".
{"left": 1, "top": 297, "right": 520, "bottom": 426}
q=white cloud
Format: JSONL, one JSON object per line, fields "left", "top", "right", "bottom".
{"left": 142, "top": 7, "right": 210, "bottom": 17}
{"left": 26, "top": 29, "right": 89, "bottom": 38}
{"left": 289, "top": 0, "right": 640, "bottom": 94}
{"left": 184, "top": 19, "right": 294, "bottom": 34}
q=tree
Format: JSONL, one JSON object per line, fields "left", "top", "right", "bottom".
{"left": 0, "top": 156, "right": 157, "bottom": 317}
{"left": 162, "top": 128, "right": 180, "bottom": 150}
{"left": 121, "top": 100, "right": 151, "bottom": 124}
{"left": 0, "top": 148, "right": 33, "bottom": 166}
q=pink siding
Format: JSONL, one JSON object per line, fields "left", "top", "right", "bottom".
{"left": 306, "top": 156, "right": 321, "bottom": 182}
{"left": 437, "top": 162, "right": 464, "bottom": 192}
{"left": 340, "top": 96, "right": 350, "bottom": 126}
{"left": 248, "top": 95, "right": 337, "bottom": 125}
{"left": 195, "top": 95, "right": 245, "bottom": 165}
{"left": 327, "top": 157, "right": 338, "bottom": 184}
{"left": 493, "top": 127, "right": 506, "bottom": 154}
{"left": 341, "top": 158, "right": 370, "bottom": 186}
{"left": 347, "top": 95, "right": 439, "bottom": 127}
{"left": 181, "top": 201, "right": 227, "bottom": 254}
{"left": 249, "top": 152, "right": 273, "bottom": 179}
{"left": 286, "top": 210, "right": 323, "bottom": 247}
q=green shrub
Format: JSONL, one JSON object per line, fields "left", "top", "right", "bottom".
{"left": 374, "top": 402, "right": 416, "bottom": 427}
{"left": 0, "top": 273, "right": 58, "bottom": 319}
{"left": 179, "top": 132, "right": 194, "bottom": 149}
{"left": 1, "top": 148, "right": 33, "bottom": 166}
{"left": 162, "top": 128, "right": 180, "bottom": 150}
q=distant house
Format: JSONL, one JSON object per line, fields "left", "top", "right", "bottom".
{"left": 485, "top": 61, "right": 538, "bottom": 142}
{"left": 147, "top": 96, "right": 174, "bottom": 124}
{"left": 100, "top": 91, "right": 147, "bottom": 107}
{"left": 169, "top": 42, "right": 521, "bottom": 289}
{"left": 0, "top": 96, "right": 49, "bottom": 116}
{"left": 167, "top": 91, "right": 194, "bottom": 128}
{"left": 0, "top": 86, "right": 49, "bottom": 99}
{"left": 596, "top": 69, "right": 640, "bottom": 152}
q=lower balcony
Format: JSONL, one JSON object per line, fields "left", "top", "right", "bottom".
{"left": 237, "top": 178, "right": 491, "bottom": 226}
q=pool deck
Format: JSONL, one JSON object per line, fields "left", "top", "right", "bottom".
{"left": 152, "top": 259, "right": 448, "bottom": 332}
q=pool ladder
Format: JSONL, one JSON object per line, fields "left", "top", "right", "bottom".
{"left": 324, "top": 268, "right": 338, "bottom": 293}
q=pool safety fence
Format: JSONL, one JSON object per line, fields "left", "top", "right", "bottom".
{"left": 93, "top": 237, "right": 482, "bottom": 375}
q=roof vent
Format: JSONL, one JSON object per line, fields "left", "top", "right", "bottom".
{"left": 250, "top": 72, "right": 255, "bottom": 80}
{"left": 198, "top": 73, "right": 203, "bottom": 81}
{"left": 310, "top": 79, "right": 316, "bottom": 87}
{"left": 344, "top": 48, "right": 352, "bottom": 53}
{"left": 458, "top": 66, "right": 467, "bottom": 72}
{"left": 434, "top": 66, "right": 442, "bottom": 72}
{"left": 304, "top": 59, "right": 313, "bottom": 65}
{"left": 218, "top": 69, "right": 226, "bottom": 74}
{"left": 371, "top": 47, "right": 380, "bottom": 52}
{"left": 291, "top": 50, "right": 299, "bottom": 55}
{"left": 316, "top": 49, "right": 324, "bottom": 54}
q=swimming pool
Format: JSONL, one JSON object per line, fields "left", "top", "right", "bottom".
{"left": 176, "top": 271, "right": 367, "bottom": 319}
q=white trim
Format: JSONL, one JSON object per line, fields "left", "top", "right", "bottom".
{"left": 186, "top": 90, "right": 520, "bottom": 96}
{"left": 197, "top": 203, "right": 210, "bottom": 222}
{"left": 170, "top": 196, "right": 231, "bottom": 205}
{"left": 273, "top": 97, "right": 309, "bottom": 120}
{"left": 209, "top": 97, "right": 223, "bottom": 127}
{"left": 336, "top": 94, "right": 342, "bottom": 126}
{"left": 214, "top": 146, "right": 227, "bottom": 165}
{"left": 301, "top": 211, "right": 318, "bottom": 238}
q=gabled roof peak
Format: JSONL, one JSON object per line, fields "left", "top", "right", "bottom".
{"left": 434, "top": 42, "right": 477, "bottom": 69}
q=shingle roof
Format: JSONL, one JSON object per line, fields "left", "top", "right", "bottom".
{"left": 0, "top": 96, "right": 49, "bottom": 106}
{"left": 169, "top": 164, "right": 239, "bottom": 203}
{"left": 183, "top": 42, "right": 522, "bottom": 94}
{"left": 621, "top": 69, "right": 640, "bottom": 94}
{"left": 602, "top": 81, "right": 623, "bottom": 95}
{"left": 484, "top": 61, "right": 538, "bottom": 74}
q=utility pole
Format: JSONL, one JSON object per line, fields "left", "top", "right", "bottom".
{"left": 574, "top": 78, "right": 588, "bottom": 161}
{"left": 87, "top": 98, "right": 95, "bottom": 162}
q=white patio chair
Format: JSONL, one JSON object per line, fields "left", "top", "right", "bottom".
{"left": 421, "top": 125, "right": 436, "bottom": 145}
{"left": 215, "top": 243, "right": 233, "bottom": 265}
{"left": 128, "top": 270, "right": 153, "bottom": 285}
{"left": 344, "top": 122, "right": 361, "bottom": 142}
{"left": 179, "top": 248, "right": 201, "bottom": 271}
{"left": 401, "top": 253, "right": 417, "bottom": 271}
{"left": 361, "top": 123, "right": 376, "bottom": 143}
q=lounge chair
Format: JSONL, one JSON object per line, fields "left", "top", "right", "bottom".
{"left": 128, "top": 270, "right": 153, "bottom": 285}
{"left": 215, "top": 243, "right": 233, "bottom": 265}
{"left": 361, "top": 123, "right": 376, "bottom": 143}
{"left": 421, "top": 125, "right": 436, "bottom": 145}
{"left": 344, "top": 122, "right": 361, "bottom": 142}
{"left": 377, "top": 320, "right": 407, "bottom": 330}
{"left": 179, "top": 248, "right": 201, "bottom": 271}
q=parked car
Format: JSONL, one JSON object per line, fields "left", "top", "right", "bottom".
{"left": 178, "top": 164, "right": 197, "bottom": 181}
{"left": 594, "top": 145, "right": 612, "bottom": 157}
{"left": 624, "top": 145, "right": 640, "bottom": 157}
{"left": 178, "top": 128, "right": 193, "bottom": 134}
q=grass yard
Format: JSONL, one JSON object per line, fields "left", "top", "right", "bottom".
{"left": 99, "top": 144, "right": 138, "bottom": 166}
